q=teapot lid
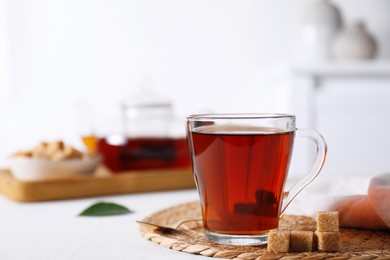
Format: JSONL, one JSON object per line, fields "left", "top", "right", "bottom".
{"left": 122, "top": 77, "right": 172, "bottom": 109}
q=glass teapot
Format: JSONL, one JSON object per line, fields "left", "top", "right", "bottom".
{"left": 97, "top": 86, "right": 190, "bottom": 172}
{"left": 122, "top": 87, "right": 173, "bottom": 138}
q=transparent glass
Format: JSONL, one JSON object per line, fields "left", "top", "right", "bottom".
{"left": 186, "top": 113, "right": 327, "bottom": 246}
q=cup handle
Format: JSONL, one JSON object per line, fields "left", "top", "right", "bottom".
{"left": 280, "top": 128, "right": 327, "bottom": 214}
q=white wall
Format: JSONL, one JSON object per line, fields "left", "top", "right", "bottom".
{"left": 0, "top": 0, "right": 389, "bottom": 166}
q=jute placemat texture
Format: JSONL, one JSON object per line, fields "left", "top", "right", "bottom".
{"left": 139, "top": 201, "right": 390, "bottom": 259}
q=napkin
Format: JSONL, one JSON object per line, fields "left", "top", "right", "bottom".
{"left": 328, "top": 173, "right": 390, "bottom": 230}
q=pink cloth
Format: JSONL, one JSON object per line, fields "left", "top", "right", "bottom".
{"left": 329, "top": 173, "right": 390, "bottom": 230}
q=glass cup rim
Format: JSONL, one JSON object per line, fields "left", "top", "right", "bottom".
{"left": 187, "top": 113, "right": 295, "bottom": 120}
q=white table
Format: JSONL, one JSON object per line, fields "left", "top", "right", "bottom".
{"left": 0, "top": 173, "right": 373, "bottom": 260}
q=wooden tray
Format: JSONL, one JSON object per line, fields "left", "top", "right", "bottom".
{"left": 0, "top": 166, "right": 195, "bottom": 202}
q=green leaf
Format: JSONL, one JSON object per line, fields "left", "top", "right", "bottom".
{"left": 79, "top": 202, "right": 133, "bottom": 216}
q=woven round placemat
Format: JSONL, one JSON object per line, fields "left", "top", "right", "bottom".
{"left": 139, "top": 201, "right": 390, "bottom": 259}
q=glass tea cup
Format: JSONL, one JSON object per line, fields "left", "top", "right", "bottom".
{"left": 186, "top": 113, "right": 327, "bottom": 246}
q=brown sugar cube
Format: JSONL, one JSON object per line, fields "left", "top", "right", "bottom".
{"left": 267, "top": 230, "right": 290, "bottom": 253}
{"left": 317, "top": 211, "right": 339, "bottom": 232}
{"left": 32, "top": 142, "right": 49, "bottom": 159}
{"left": 296, "top": 224, "right": 316, "bottom": 232}
{"left": 13, "top": 150, "right": 33, "bottom": 158}
{"left": 35, "top": 142, "right": 48, "bottom": 151}
{"left": 63, "top": 145, "right": 82, "bottom": 159}
{"left": 290, "top": 230, "right": 314, "bottom": 252}
{"left": 50, "top": 151, "right": 67, "bottom": 161}
{"left": 32, "top": 149, "right": 48, "bottom": 159}
{"left": 46, "top": 141, "right": 65, "bottom": 156}
{"left": 315, "top": 231, "right": 341, "bottom": 252}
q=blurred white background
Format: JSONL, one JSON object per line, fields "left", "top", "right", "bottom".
{"left": 0, "top": 0, "right": 389, "bottom": 170}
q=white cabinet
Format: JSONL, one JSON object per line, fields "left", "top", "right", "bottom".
{"left": 290, "top": 62, "right": 390, "bottom": 177}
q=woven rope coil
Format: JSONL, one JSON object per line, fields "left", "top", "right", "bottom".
{"left": 139, "top": 201, "right": 390, "bottom": 259}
